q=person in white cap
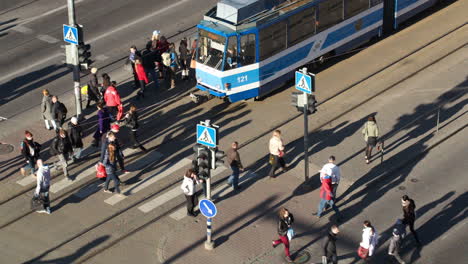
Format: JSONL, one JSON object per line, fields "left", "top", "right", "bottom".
{"left": 68, "top": 116, "right": 83, "bottom": 161}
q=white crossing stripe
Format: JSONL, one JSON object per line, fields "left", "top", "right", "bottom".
{"left": 49, "top": 148, "right": 138, "bottom": 194}
{"left": 104, "top": 158, "right": 192, "bottom": 205}
{"left": 169, "top": 171, "right": 258, "bottom": 221}
{"left": 139, "top": 166, "right": 227, "bottom": 214}
{"left": 11, "top": 25, "right": 33, "bottom": 34}
{"left": 16, "top": 175, "right": 36, "bottom": 186}
{"left": 37, "top": 34, "right": 59, "bottom": 43}
{"left": 50, "top": 165, "right": 96, "bottom": 193}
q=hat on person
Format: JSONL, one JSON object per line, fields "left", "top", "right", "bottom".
{"left": 392, "top": 228, "right": 400, "bottom": 236}
{"left": 90, "top": 67, "right": 98, "bottom": 74}
{"left": 111, "top": 124, "right": 120, "bottom": 132}
{"left": 71, "top": 116, "right": 78, "bottom": 124}
{"left": 152, "top": 30, "right": 160, "bottom": 36}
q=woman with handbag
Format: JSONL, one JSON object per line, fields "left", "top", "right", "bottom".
{"left": 357, "top": 220, "right": 379, "bottom": 262}
{"left": 361, "top": 116, "right": 379, "bottom": 164}
{"left": 268, "top": 130, "right": 287, "bottom": 178}
{"left": 272, "top": 208, "right": 294, "bottom": 263}
{"left": 102, "top": 142, "right": 122, "bottom": 194}
{"left": 180, "top": 169, "right": 200, "bottom": 217}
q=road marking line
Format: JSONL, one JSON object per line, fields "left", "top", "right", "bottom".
{"left": 15, "top": 0, "right": 86, "bottom": 27}
{"left": 139, "top": 166, "right": 227, "bottom": 214}
{"left": 11, "top": 25, "right": 33, "bottom": 34}
{"left": 104, "top": 158, "right": 192, "bottom": 205}
{"left": 16, "top": 175, "right": 36, "bottom": 186}
{"left": 50, "top": 165, "right": 96, "bottom": 193}
{"left": 169, "top": 170, "right": 258, "bottom": 220}
{"left": 37, "top": 34, "right": 59, "bottom": 43}
{"left": 94, "top": 54, "right": 109, "bottom": 61}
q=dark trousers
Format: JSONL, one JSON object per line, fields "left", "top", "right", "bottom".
{"left": 139, "top": 80, "right": 146, "bottom": 95}
{"left": 105, "top": 169, "right": 121, "bottom": 193}
{"left": 39, "top": 189, "right": 50, "bottom": 210}
{"left": 365, "top": 136, "right": 377, "bottom": 158}
{"left": 228, "top": 166, "right": 240, "bottom": 189}
{"left": 108, "top": 106, "right": 118, "bottom": 119}
{"left": 273, "top": 235, "right": 290, "bottom": 257}
{"left": 405, "top": 220, "right": 421, "bottom": 244}
{"left": 268, "top": 154, "right": 286, "bottom": 177}
{"left": 132, "top": 64, "right": 139, "bottom": 88}
{"left": 130, "top": 129, "right": 144, "bottom": 149}
{"left": 326, "top": 253, "right": 338, "bottom": 264}
{"left": 185, "top": 194, "right": 196, "bottom": 215}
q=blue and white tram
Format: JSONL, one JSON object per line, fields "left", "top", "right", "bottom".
{"left": 194, "top": 0, "right": 437, "bottom": 102}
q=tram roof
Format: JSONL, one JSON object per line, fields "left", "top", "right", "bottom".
{"left": 202, "top": 0, "right": 315, "bottom": 31}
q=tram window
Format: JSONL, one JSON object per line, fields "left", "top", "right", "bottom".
{"left": 289, "top": 7, "right": 316, "bottom": 46}
{"left": 345, "top": 0, "right": 369, "bottom": 19}
{"left": 370, "top": 0, "right": 383, "bottom": 7}
{"left": 224, "top": 36, "right": 238, "bottom": 70}
{"left": 259, "top": 20, "right": 287, "bottom": 61}
{"left": 197, "top": 29, "right": 226, "bottom": 70}
{"left": 317, "top": 0, "right": 344, "bottom": 32}
{"left": 240, "top": 34, "right": 256, "bottom": 66}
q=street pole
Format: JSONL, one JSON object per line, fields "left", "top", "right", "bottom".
{"left": 300, "top": 67, "right": 309, "bottom": 182}
{"left": 205, "top": 157, "right": 214, "bottom": 250}
{"left": 67, "top": 0, "right": 82, "bottom": 117}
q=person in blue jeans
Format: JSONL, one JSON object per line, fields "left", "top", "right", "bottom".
{"left": 102, "top": 143, "right": 121, "bottom": 194}
{"left": 313, "top": 174, "right": 342, "bottom": 221}
{"left": 226, "top": 141, "right": 244, "bottom": 190}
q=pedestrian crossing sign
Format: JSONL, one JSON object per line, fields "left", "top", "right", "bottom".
{"left": 295, "top": 71, "right": 314, "bottom": 94}
{"left": 196, "top": 124, "right": 217, "bottom": 148}
{"left": 63, "top": 25, "right": 79, "bottom": 45}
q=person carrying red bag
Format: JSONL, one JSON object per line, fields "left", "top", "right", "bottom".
{"left": 135, "top": 58, "right": 148, "bottom": 98}
{"left": 104, "top": 81, "right": 122, "bottom": 119}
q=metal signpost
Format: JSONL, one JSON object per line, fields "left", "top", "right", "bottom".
{"left": 196, "top": 120, "right": 219, "bottom": 250}
{"left": 295, "top": 68, "right": 315, "bottom": 182}
{"left": 199, "top": 199, "right": 217, "bottom": 250}
{"left": 65, "top": 0, "right": 82, "bottom": 117}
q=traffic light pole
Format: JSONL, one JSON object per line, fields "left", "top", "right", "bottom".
{"left": 303, "top": 91, "right": 309, "bottom": 182}
{"left": 67, "top": 0, "right": 82, "bottom": 117}
{"left": 205, "top": 150, "right": 214, "bottom": 250}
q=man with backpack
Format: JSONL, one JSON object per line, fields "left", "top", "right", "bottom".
{"left": 50, "top": 129, "right": 73, "bottom": 180}
{"left": 20, "top": 130, "right": 42, "bottom": 176}
{"left": 51, "top": 96, "right": 67, "bottom": 129}
{"left": 34, "top": 159, "right": 51, "bottom": 214}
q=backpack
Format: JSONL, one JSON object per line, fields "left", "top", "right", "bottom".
{"left": 40, "top": 166, "right": 51, "bottom": 189}
{"left": 162, "top": 52, "right": 171, "bottom": 67}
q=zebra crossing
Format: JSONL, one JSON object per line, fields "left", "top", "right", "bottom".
{"left": 14, "top": 146, "right": 258, "bottom": 221}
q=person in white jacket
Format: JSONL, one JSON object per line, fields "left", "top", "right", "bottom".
{"left": 268, "top": 130, "right": 287, "bottom": 178}
{"left": 34, "top": 159, "right": 51, "bottom": 214}
{"left": 358, "top": 220, "right": 379, "bottom": 262}
{"left": 181, "top": 169, "right": 201, "bottom": 217}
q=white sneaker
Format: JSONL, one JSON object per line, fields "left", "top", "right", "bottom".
{"left": 36, "top": 209, "right": 47, "bottom": 214}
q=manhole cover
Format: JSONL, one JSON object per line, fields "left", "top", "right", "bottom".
{"left": 291, "top": 250, "right": 311, "bottom": 263}
{"left": 0, "top": 143, "right": 14, "bottom": 155}
{"left": 410, "top": 178, "right": 418, "bottom": 183}
{"left": 398, "top": 186, "right": 406, "bottom": 190}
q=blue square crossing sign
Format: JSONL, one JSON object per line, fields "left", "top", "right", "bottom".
{"left": 63, "top": 25, "right": 79, "bottom": 45}
{"left": 196, "top": 124, "right": 217, "bottom": 148}
{"left": 295, "top": 71, "right": 314, "bottom": 94}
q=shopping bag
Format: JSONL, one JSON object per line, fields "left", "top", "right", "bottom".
{"left": 357, "top": 246, "right": 369, "bottom": 259}
{"left": 287, "top": 228, "right": 295, "bottom": 241}
{"left": 96, "top": 164, "right": 107, "bottom": 179}
{"left": 80, "top": 85, "right": 88, "bottom": 95}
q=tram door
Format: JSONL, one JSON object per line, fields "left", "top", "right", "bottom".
{"left": 383, "top": 0, "right": 396, "bottom": 34}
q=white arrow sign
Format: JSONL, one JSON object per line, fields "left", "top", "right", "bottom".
{"left": 203, "top": 201, "right": 213, "bottom": 215}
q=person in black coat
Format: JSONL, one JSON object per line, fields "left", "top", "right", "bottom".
{"left": 51, "top": 96, "right": 67, "bottom": 129}
{"left": 402, "top": 195, "right": 421, "bottom": 245}
{"left": 142, "top": 43, "right": 159, "bottom": 89}
{"left": 272, "top": 208, "right": 294, "bottom": 263}
{"left": 68, "top": 117, "right": 83, "bottom": 161}
{"left": 86, "top": 67, "right": 102, "bottom": 109}
{"left": 323, "top": 225, "right": 340, "bottom": 264}
{"left": 20, "top": 130, "right": 42, "bottom": 176}
{"left": 50, "top": 129, "right": 73, "bottom": 180}
{"left": 119, "top": 105, "right": 146, "bottom": 152}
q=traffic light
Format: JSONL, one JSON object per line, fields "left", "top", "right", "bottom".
{"left": 78, "top": 43, "right": 92, "bottom": 70}
{"left": 291, "top": 92, "right": 307, "bottom": 112}
{"left": 197, "top": 146, "right": 211, "bottom": 180}
{"left": 212, "top": 148, "right": 225, "bottom": 169}
{"left": 191, "top": 144, "right": 201, "bottom": 173}
{"left": 307, "top": 95, "right": 317, "bottom": 114}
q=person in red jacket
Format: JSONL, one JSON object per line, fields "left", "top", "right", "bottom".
{"left": 313, "top": 174, "right": 342, "bottom": 221}
{"left": 135, "top": 58, "right": 148, "bottom": 98}
{"left": 104, "top": 81, "right": 121, "bottom": 118}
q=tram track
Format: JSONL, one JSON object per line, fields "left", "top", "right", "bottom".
{"left": 7, "top": 19, "right": 466, "bottom": 263}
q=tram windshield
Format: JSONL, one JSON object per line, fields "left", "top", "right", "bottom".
{"left": 197, "top": 29, "right": 226, "bottom": 70}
